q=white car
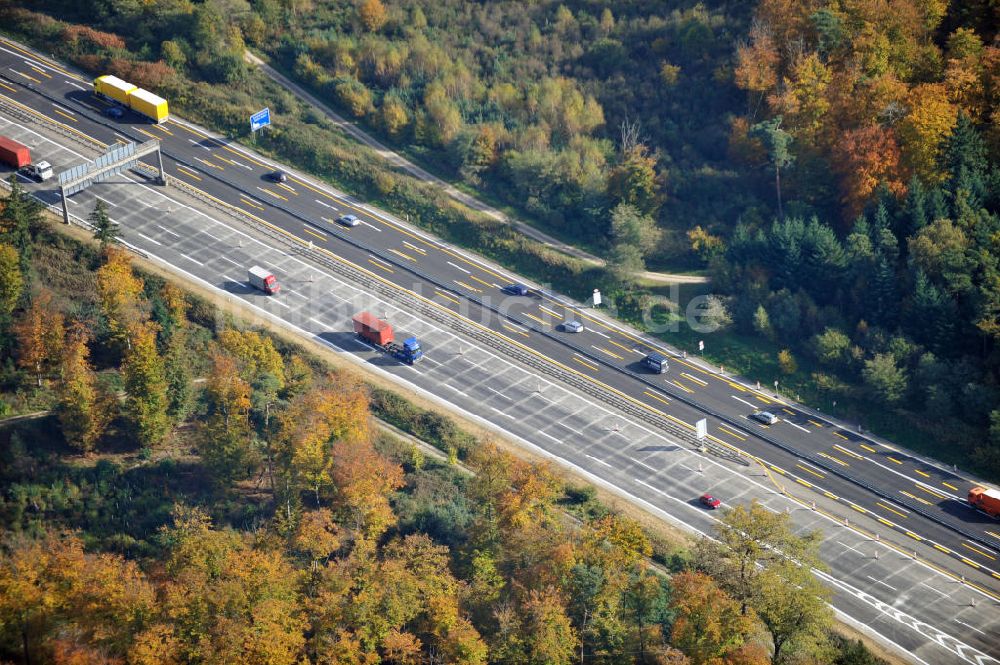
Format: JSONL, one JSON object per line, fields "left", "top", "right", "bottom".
{"left": 562, "top": 320, "right": 584, "bottom": 333}
{"left": 337, "top": 214, "right": 360, "bottom": 227}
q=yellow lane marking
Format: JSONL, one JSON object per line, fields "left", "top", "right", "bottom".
{"left": 665, "top": 414, "right": 693, "bottom": 430}
{"left": 887, "top": 456, "right": 903, "bottom": 464}
{"left": 0, "top": 81, "right": 16, "bottom": 92}
{"left": 962, "top": 542, "right": 996, "bottom": 561}
{"left": 258, "top": 187, "right": 287, "bottom": 201}
{"left": 133, "top": 127, "right": 158, "bottom": 140}
{"left": 833, "top": 431, "right": 849, "bottom": 440}
{"left": 538, "top": 305, "right": 563, "bottom": 319}
{"left": 277, "top": 182, "right": 298, "bottom": 195}
{"left": 29, "top": 65, "right": 51, "bottom": 78}
{"left": 916, "top": 485, "right": 946, "bottom": 500}
{"left": 522, "top": 312, "right": 546, "bottom": 325}
{"left": 824, "top": 491, "right": 838, "bottom": 500}
{"left": 240, "top": 197, "right": 264, "bottom": 211}
{"left": 914, "top": 469, "right": 930, "bottom": 478}
{"left": 877, "top": 517, "right": 894, "bottom": 527}
{"left": 905, "top": 531, "right": 922, "bottom": 540}
{"left": 850, "top": 503, "right": 867, "bottom": 514}
{"left": 226, "top": 146, "right": 267, "bottom": 167}
{"left": 934, "top": 544, "right": 951, "bottom": 554}
{"left": 961, "top": 558, "right": 981, "bottom": 569}
{"left": 644, "top": 391, "right": 671, "bottom": 406}
{"left": 796, "top": 478, "right": 813, "bottom": 488}
{"left": 176, "top": 166, "right": 202, "bottom": 181}
{"left": 754, "top": 394, "right": 772, "bottom": 404}
{"left": 718, "top": 426, "right": 746, "bottom": 440}
{"left": 594, "top": 346, "right": 624, "bottom": 360}
{"left": 403, "top": 241, "right": 426, "bottom": 255}
{"left": 467, "top": 275, "right": 494, "bottom": 289}
{"left": 817, "top": 452, "right": 848, "bottom": 467}
{"left": 388, "top": 248, "right": 416, "bottom": 262}
{"left": 901, "top": 490, "right": 931, "bottom": 506}
{"left": 454, "top": 280, "right": 482, "bottom": 293}
{"left": 501, "top": 323, "right": 529, "bottom": 337}
{"left": 671, "top": 380, "right": 695, "bottom": 394}
{"left": 796, "top": 464, "right": 825, "bottom": 479}
{"left": 860, "top": 443, "right": 877, "bottom": 453}
{"left": 942, "top": 482, "right": 958, "bottom": 491}
{"left": 53, "top": 107, "right": 77, "bottom": 123}
{"left": 875, "top": 502, "right": 909, "bottom": 519}
{"left": 573, "top": 356, "right": 599, "bottom": 372}
{"left": 728, "top": 381, "right": 748, "bottom": 392}
{"left": 302, "top": 227, "right": 327, "bottom": 242}
{"left": 782, "top": 408, "right": 795, "bottom": 415}
{"left": 808, "top": 420, "right": 824, "bottom": 428}
{"left": 770, "top": 465, "right": 786, "bottom": 475}
{"left": 680, "top": 372, "right": 708, "bottom": 387}
{"left": 368, "top": 259, "right": 393, "bottom": 273}
{"left": 435, "top": 290, "right": 460, "bottom": 305}
{"left": 988, "top": 531, "right": 1000, "bottom": 540}
{"left": 13, "top": 70, "right": 40, "bottom": 83}
{"left": 195, "top": 157, "right": 224, "bottom": 171}
{"left": 609, "top": 340, "right": 634, "bottom": 353}
{"left": 833, "top": 444, "right": 864, "bottom": 460}
{"left": 149, "top": 123, "right": 173, "bottom": 135}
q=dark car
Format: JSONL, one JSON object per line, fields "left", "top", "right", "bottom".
{"left": 105, "top": 106, "right": 124, "bottom": 119}
{"left": 269, "top": 170, "right": 288, "bottom": 183}
{"left": 503, "top": 283, "right": 529, "bottom": 296}
{"left": 699, "top": 493, "right": 722, "bottom": 509}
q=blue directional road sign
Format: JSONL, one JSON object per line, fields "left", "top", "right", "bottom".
{"left": 250, "top": 107, "right": 271, "bottom": 132}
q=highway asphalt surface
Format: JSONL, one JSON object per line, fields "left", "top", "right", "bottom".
{"left": 2, "top": 37, "right": 1000, "bottom": 583}
{"left": 1, "top": 37, "right": 999, "bottom": 663}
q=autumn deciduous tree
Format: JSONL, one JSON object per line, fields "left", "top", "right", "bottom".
{"left": 123, "top": 321, "right": 171, "bottom": 447}
{"left": 358, "top": 0, "right": 387, "bottom": 32}
{"left": 96, "top": 247, "right": 145, "bottom": 351}
{"left": 897, "top": 83, "right": 958, "bottom": 184}
{"left": 669, "top": 571, "right": 752, "bottom": 665}
{"left": 0, "top": 243, "right": 23, "bottom": 315}
{"left": 330, "top": 438, "right": 404, "bottom": 539}
{"left": 832, "top": 124, "right": 906, "bottom": 219}
{"left": 522, "top": 586, "right": 577, "bottom": 665}
{"left": 56, "top": 324, "right": 112, "bottom": 453}
{"left": 197, "top": 351, "right": 256, "bottom": 484}
{"left": 13, "top": 288, "right": 65, "bottom": 387}
{"left": 218, "top": 328, "right": 286, "bottom": 388}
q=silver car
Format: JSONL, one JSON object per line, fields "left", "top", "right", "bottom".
{"left": 750, "top": 410, "right": 779, "bottom": 425}
{"left": 337, "top": 214, "right": 361, "bottom": 227}
{"left": 563, "top": 320, "right": 584, "bottom": 333}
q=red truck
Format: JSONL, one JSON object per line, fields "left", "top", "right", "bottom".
{"left": 352, "top": 311, "right": 423, "bottom": 364}
{"left": 0, "top": 135, "right": 30, "bottom": 168}
{"left": 0, "top": 135, "right": 54, "bottom": 181}
{"left": 969, "top": 486, "right": 1000, "bottom": 518}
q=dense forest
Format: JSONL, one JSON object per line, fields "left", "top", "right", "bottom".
{"left": 0, "top": 182, "right": 888, "bottom": 664}
{"left": 0, "top": 0, "right": 995, "bottom": 473}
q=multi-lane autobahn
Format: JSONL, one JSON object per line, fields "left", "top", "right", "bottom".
{"left": 3, "top": 36, "right": 1000, "bottom": 662}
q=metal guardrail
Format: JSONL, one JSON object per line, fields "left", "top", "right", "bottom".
{"left": 4, "top": 76, "right": 996, "bottom": 554}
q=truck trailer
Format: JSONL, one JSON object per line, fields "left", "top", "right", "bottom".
{"left": 969, "top": 486, "right": 1000, "bottom": 518}
{"left": 247, "top": 266, "right": 280, "bottom": 295}
{"left": 352, "top": 312, "right": 423, "bottom": 364}
{"left": 93, "top": 75, "right": 169, "bottom": 123}
{"left": 0, "top": 136, "right": 53, "bottom": 181}
{"left": 94, "top": 75, "right": 136, "bottom": 105}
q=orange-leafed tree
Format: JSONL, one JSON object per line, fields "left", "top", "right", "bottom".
{"left": 669, "top": 571, "right": 753, "bottom": 665}
{"left": 55, "top": 324, "right": 112, "bottom": 453}
{"left": 218, "top": 328, "right": 286, "bottom": 389}
{"left": 330, "top": 438, "right": 404, "bottom": 539}
{"left": 734, "top": 22, "right": 780, "bottom": 121}
{"left": 358, "top": 0, "right": 387, "bottom": 32}
{"left": 95, "top": 247, "right": 145, "bottom": 351}
{"left": 197, "top": 351, "right": 256, "bottom": 484}
{"left": 13, "top": 288, "right": 65, "bottom": 387}
{"left": 522, "top": 586, "right": 577, "bottom": 665}
{"left": 832, "top": 124, "right": 907, "bottom": 220}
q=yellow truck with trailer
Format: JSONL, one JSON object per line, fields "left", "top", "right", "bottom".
{"left": 93, "top": 74, "right": 135, "bottom": 105}
{"left": 93, "top": 75, "right": 169, "bottom": 124}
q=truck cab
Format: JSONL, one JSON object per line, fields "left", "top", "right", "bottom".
{"left": 400, "top": 337, "right": 423, "bottom": 364}
{"left": 644, "top": 352, "right": 669, "bottom": 373}
{"left": 23, "top": 161, "right": 53, "bottom": 182}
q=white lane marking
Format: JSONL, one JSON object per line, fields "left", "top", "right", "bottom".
{"left": 283, "top": 289, "right": 308, "bottom": 301}
{"left": 361, "top": 220, "right": 381, "bottom": 232}
{"left": 866, "top": 575, "right": 897, "bottom": 592}
{"left": 785, "top": 420, "right": 811, "bottom": 434}
{"left": 315, "top": 198, "right": 337, "bottom": 210}
{"left": 309, "top": 316, "right": 328, "bottom": 327}
{"left": 180, "top": 253, "right": 203, "bottom": 266}
{"left": 954, "top": 619, "right": 986, "bottom": 637}
{"left": 187, "top": 138, "right": 212, "bottom": 151}
{"left": 538, "top": 431, "right": 561, "bottom": 445}
{"left": 630, "top": 457, "right": 659, "bottom": 473}
{"left": 156, "top": 224, "right": 180, "bottom": 237}
{"left": 201, "top": 230, "right": 221, "bottom": 241}
{"left": 490, "top": 406, "right": 514, "bottom": 420}
{"left": 65, "top": 79, "right": 84, "bottom": 90}
{"left": 588, "top": 328, "right": 610, "bottom": 339}
{"left": 447, "top": 261, "right": 471, "bottom": 274}
{"left": 270, "top": 298, "right": 290, "bottom": 309}
{"left": 217, "top": 255, "right": 240, "bottom": 267}
{"left": 368, "top": 254, "right": 392, "bottom": 268}
{"left": 731, "top": 395, "right": 757, "bottom": 408}
{"left": 486, "top": 386, "right": 512, "bottom": 401}
{"left": 585, "top": 454, "right": 614, "bottom": 469}
{"left": 837, "top": 541, "right": 865, "bottom": 556}
{"left": 918, "top": 582, "right": 948, "bottom": 598}
{"left": 135, "top": 231, "right": 161, "bottom": 246}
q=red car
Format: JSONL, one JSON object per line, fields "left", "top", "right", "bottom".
{"left": 699, "top": 493, "right": 722, "bottom": 509}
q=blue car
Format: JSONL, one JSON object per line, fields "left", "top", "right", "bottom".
{"left": 105, "top": 106, "right": 124, "bottom": 119}
{"left": 503, "top": 283, "right": 529, "bottom": 296}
